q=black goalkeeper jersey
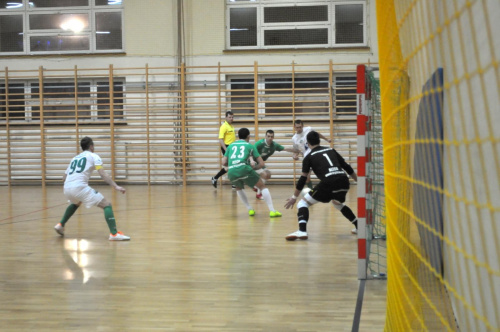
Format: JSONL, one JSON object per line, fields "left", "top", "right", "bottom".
{"left": 302, "top": 146, "right": 354, "bottom": 181}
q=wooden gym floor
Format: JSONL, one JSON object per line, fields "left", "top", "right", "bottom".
{"left": 0, "top": 184, "right": 386, "bottom": 331}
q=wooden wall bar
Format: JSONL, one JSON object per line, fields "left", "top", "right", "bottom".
{"left": 0, "top": 61, "right": 368, "bottom": 185}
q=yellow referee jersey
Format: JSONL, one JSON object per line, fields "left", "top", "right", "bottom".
{"left": 219, "top": 121, "right": 236, "bottom": 145}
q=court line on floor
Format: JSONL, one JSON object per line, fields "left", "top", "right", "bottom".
{"left": 0, "top": 201, "right": 240, "bottom": 226}
{"left": 351, "top": 279, "right": 366, "bottom": 332}
{"left": 0, "top": 202, "right": 68, "bottom": 224}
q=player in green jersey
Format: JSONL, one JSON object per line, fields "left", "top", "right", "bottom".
{"left": 222, "top": 128, "right": 282, "bottom": 218}
{"left": 253, "top": 130, "right": 299, "bottom": 199}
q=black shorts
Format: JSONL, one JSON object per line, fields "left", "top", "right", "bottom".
{"left": 221, "top": 145, "right": 229, "bottom": 155}
{"left": 309, "top": 176, "right": 350, "bottom": 203}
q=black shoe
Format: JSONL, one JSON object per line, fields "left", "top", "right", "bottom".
{"left": 211, "top": 177, "right": 217, "bottom": 188}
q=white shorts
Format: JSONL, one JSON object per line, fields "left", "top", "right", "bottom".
{"left": 64, "top": 186, "right": 104, "bottom": 209}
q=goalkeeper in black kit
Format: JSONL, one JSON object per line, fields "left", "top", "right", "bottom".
{"left": 284, "top": 131, "right": 358, "bottom": 241}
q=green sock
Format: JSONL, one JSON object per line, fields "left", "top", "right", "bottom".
{"left": 307, "top": 181, "right": 313, "bottom": 189}
{"left": 103, "top": 206, "right": 118, "bottom": 235}
{"left": 60, "top": 204, "right": 79, "bottom": 226}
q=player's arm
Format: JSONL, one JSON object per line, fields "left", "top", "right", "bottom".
{"left": 284, "top": 171, "right": 309, "bottom": 209}
{"left": 335, "top": 150, "right": 357, "bottom": 181}
{"left": 283, "top": 147, "right": 300, "bottom": 154}
{"left": 62, "top": 173, "right": 67, "bottom": 182}
{"left": 318, "top": 132, "right": 331, "bottom": 143}
{"left": 97, "top": 167, "right": 126, "bottom": 194}
{"left": 291, "top": 141, "right": 300, "bottom": 160}
{"left": 253, "top": 156, "right": 265, "bottom": 170}
{"left": 275, "top": 142, "right": 299, "bottom": 154}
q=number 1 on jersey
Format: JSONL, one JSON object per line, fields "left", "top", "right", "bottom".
{"left": 322, "top": 153, "right": 333, "bottom": 166}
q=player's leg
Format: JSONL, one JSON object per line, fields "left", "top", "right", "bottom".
{"left": 229, "top": 169, "right": 255, "bottom": 216}
{"left": 235, "top": 188, "right": 255, "bottom": 216}
{"left": 331, "top": 177, "right": 357, "bottom": 234}
{"left": 254, "top": 177, "right": 281, "bottom": 217}
{"left": 332, "top": 199, "right": 358, "bottom": 234}
{"left": 54, "top": 193, "right": 82, "bottom": 235}
{"left": 96, "top": 198, "right": 130, "bottom": 241}
{"left": 211, "top": 147, "right": 228, "bottom": 188}
{"left": 54, "top": 187, "right": 83, "bottom": 235}
{"left": 285, "top": 193, "right": 320, "bottom": 241}
{"left": 254, "top": 169, "right": 270, "bottom": 199}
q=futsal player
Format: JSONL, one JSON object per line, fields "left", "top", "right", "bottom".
{"left": 284, "top": 131, "right": 358, "bottom": 240}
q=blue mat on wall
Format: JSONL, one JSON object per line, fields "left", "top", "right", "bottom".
{"left": 413, "top": 68, "right": 444, "bottom": 275}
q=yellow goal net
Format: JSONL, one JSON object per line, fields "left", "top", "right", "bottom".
{"left": 376, "top": 0, "right": 500, "bottom": 331}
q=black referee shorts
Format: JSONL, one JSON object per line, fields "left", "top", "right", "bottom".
{"left": 221, "top": 145, "right": 229, "bottom": 155}
{"left": 309, "top": 176, "right": 350, "bottom": 203}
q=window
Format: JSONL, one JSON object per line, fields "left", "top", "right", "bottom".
{"left": 226, "top": 0, "right": 366, "bottom": 49}
{"left": 0, "top": 0, "right": 123, "bottom": 55}
{"left": 0, "top": 79, "right": 124, "bottom": 124}
{"left": 228, "top": 74, "right": 351, "bottom": 117}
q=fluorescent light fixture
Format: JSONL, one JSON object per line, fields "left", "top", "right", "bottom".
{"left": 61, "top": 18, "right": 85, "bottom": 33}
{"left": 96, "top": 31, "right": 111, "bottom": 34}
{"left": 6, "top": 2, "right": 23, "bottom": 9}
{"left": 230, "top": 28, "right": 249, "bottom": 31}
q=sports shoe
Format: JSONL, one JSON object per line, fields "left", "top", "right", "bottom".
{"left": 270, "top": 211, "right": 282, "bottom": 218}
{"left": 286, "top": 230, "right": 308, "bottom": 241}
{"left": 54, "top": 223, "right": 64, "bottom": 236}
{"left": 256, "top": 193, "right": 263, "bottom": 200}
{"left": 248, "top": 209, "right": 255, "bottom": 216}
{"left": 231, "top": 185, "right": 236, "bottom": 190}
{"left": 211, "top": 177, "right": 217, "bottom": 188}
{"left": 109, "top": 231, "right": 130, "bottom": 241}
{"left": 351, "top": 228, "right": 358, "bottom": 235}
{"left": 253, "top": 186, "right": 258, "bottom": 192}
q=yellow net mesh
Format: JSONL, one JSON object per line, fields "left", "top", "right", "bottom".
{"left": 376, "top": 0, "right": 500, "bottom": 331}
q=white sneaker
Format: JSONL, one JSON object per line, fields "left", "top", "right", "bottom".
{"left": 109, "top": 231, "right": 130, "bottom": 241}
{"left": 351, "top": 228, "right": 358, "bottom": 234}
{"left": 54, "top": 223, "right": 64, "bottom": 236}
{"left": 285, "top": 230, "right": 308, "bottom": 241}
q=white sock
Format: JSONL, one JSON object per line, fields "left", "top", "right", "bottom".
{"left": 261, "top": 188, "right": 275, "bottom": 211}
{"left": 237, "top": 190, "right": 252, "bottom": 210}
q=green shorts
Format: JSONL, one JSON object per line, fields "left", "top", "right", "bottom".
{"left": 228, "top": 165, "right": 261, "bottom": 189}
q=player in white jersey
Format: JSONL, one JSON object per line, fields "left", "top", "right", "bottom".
{"left": 54, "top": 137, "right": 130, "bottom": 241}
{"left": 291, "top": 120, "right": 331, "bottom": 189}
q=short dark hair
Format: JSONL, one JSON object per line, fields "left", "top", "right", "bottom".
{"left": 294, "top": 119, "right": 304, "bottom": 125}
{"left": 225, "top": 111, "right": 234, "bottom": 117}
{"left": 80, "top": 137, "right": 94, "bottom": 151}
{"left": 306, "top": 131, "right": 320, "bottom": 146}
{"left": 266, "top": 129, "right": 275, "bottom": 136}
{"left": 238, "top": 127, "right": 250, "bottom": 140}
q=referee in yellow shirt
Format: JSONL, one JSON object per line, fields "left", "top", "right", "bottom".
{"left": 211, "top": 111, "right": 236, "bottom": 188}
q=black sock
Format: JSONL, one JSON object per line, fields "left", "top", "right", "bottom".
{"left": 352, "top": 219, "right": 358, "bottom": 229}
{"left": 214, "top": 168, "right": 227, "bottom": 180}
{"left": 298, "top": 207, "right": 309, "bottom": 232}
{"left": 340, "top": 205, "right": 357, "bottom": 223}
